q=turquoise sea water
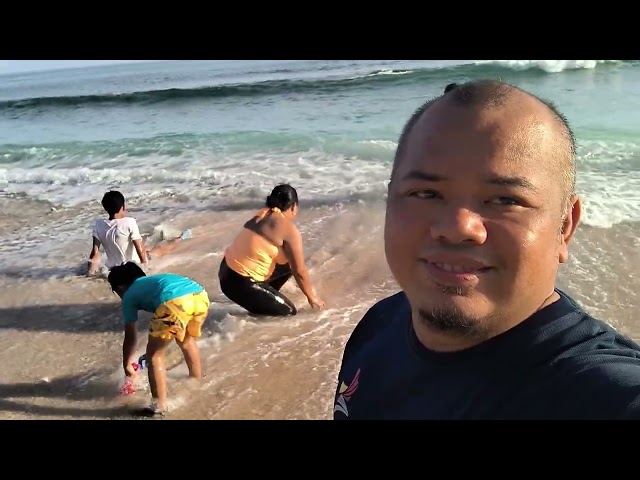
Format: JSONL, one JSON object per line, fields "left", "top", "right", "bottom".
{"left": 0, "top": 59, "right": 638, "bottom": 228}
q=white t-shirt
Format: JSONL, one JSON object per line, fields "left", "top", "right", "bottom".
{"left": 92, "top": 217, "right": 143, "bottom": 269}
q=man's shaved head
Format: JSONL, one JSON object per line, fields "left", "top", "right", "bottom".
{"left": 391, "top": 80, "right": 577, "bottom": 207}
{"left": 384, "top": 78, "right": 582, "bottom": 350}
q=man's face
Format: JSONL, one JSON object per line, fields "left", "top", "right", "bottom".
{"left": 384, "top": 97, "right": 579, "bottom": 336}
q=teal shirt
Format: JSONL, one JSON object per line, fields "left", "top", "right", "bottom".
{"left": 121, "top": 273, "right": 205, "bottom": 325}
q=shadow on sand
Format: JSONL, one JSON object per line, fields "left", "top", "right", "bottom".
{"left": 0, "top": 369, "right": 138, "bottom": 419}
{"left": 1, "top": 301, "right": 126, "bottom": 334}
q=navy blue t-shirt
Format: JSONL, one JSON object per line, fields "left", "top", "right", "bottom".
{"left": 333, "top": 290, "right": 640, "bottom": 420}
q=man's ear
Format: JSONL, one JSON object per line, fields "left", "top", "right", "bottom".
{"left": 559, "top": 194, "right": 581, "bottom": 264}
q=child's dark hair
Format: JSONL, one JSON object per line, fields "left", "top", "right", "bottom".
{"left": 101, "top": 190, "right": 126, "bottom": 217}
{"left": 265, "top": 184, "right": 298, "bottom": 211}
{"left": 108, "top": 262, "right": 146, "bottom": 291}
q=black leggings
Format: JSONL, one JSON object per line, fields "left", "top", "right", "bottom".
{"left": 218, "top": 258, "right": 297, "bottom": 316}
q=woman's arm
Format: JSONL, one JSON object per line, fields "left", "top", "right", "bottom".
{"left": 282, "top": 225, "right": 324, "bottom": 308}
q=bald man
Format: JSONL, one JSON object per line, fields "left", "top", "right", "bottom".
{"left": 333, "top": 80, "right": 640, "bottom": 420}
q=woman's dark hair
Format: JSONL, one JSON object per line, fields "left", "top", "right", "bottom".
{"left": 108, "top": 262, "right": 146, "bottom": 291}
{"left": 265, "top": 184, "right": 298, "bottom": 211}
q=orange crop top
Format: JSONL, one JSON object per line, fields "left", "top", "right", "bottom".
{"left": 224, "top": 208, "right": 288, "bottom": 282}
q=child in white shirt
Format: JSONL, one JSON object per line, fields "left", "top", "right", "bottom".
{"left": 88, "top": 191, "right": 148, "bottom": 274}
{"left": 87, "top": 190, "right": 192, "bottom": 275}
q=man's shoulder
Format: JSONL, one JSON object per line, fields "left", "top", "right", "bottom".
{"left": 550, "top": 353, "right": 640, "bottom": 419}
{"left": 370, "top": 291, "right": 408, "bottom": 306}
{"left": 543, "top": 309, "right": 640, "bottom": 418}
{"left": 361, "top": 291, "right": 409, "bottom": 326}
{"left": 546, "top": 293, "right": 640, "bottom": 364}
{"left": 548, "top": 290, "right": 640, "bottom": 354}
{"left": 341, "top": 292, "right": 409, "bottom": 362}
{"left": 559, "top": 313, "right": 640, "bottom": 372}
{"left": 558, "top": 301, "right": 640, "bottom": 357}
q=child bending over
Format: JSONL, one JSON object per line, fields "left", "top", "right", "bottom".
{"left": 108, "top": 262, "right": 210, "bottom": 416}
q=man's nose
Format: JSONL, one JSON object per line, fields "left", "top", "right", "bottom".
{"left": 429, "top": 207, "right": 487, "bottom": 245}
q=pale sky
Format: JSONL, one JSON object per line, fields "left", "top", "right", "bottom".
{"left": 0, "top": 60, "right": 160, "bottom": 75}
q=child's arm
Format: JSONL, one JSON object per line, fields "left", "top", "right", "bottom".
{"left": 121, "top": 295, "right": 139, "bottom": 376}
{"left": 133, "top": 239, "right": 148, "bottom": 265}
{"left": 123, "top": 323, "right": 138, "bottom": 376}
{"left": 129, "top": 219, "right": 148, "bottom": 265}
{"left": 88, "top": 237, "right": 101, "bottom": 275}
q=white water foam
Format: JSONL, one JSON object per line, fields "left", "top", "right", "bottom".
{"left": 0, "top": 149, "right": 393, "bottom": 207}
{"left": 478, "top": 60, "right": 619, "bottom": 73}
{"left": 578, "top": 171, "right": 640, "bottom": 228}
{"left": 2, "top": 130, "right": 638, "bottom": 234}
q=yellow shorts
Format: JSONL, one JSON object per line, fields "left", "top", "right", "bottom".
{"left": 149, "top": 290, "right": 210, "bottom": 342}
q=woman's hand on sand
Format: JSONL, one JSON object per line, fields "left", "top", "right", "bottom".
{"left": 308, "top": 297, "right": 325, "bottom": 310}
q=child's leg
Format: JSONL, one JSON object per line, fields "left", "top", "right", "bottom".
{"left": 147, "top": 230, "right": 192, "bottom": 258}
{"left": 142, "top": 290, "right": 209, "bottom": 414}
{"left": 145, "top": 335, "right": 173, "bottom": 411}
{"left": 148, "top": 238, "right": 181, "bottom": 258}
{"left": 177, "top": 290, "right": 209, "bottom": 379}
{"left": 176, "top": 332, "right": 201, "bottom": 380}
